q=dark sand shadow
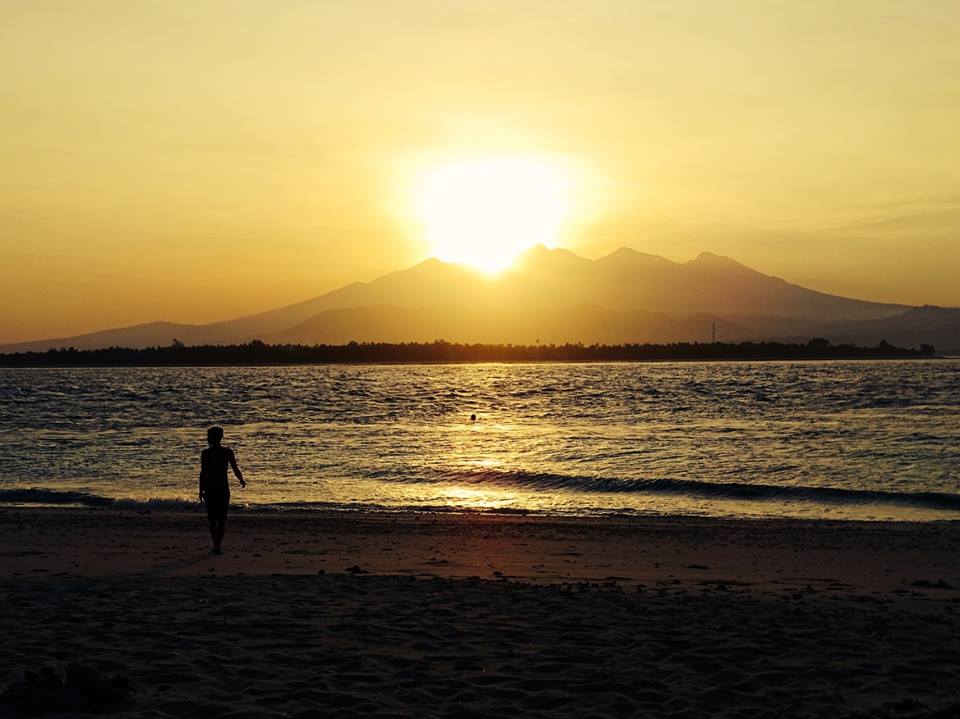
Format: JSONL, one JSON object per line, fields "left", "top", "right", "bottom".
{"left": 125, "top": 553, "right": 220, "bottom": 577}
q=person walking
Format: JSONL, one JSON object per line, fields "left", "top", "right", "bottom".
{"left": 199, "top": 426, "right": 245, "bottom": 554}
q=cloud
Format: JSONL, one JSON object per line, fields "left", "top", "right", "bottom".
{"left": 813, "top": 198, "right": 960, "bottom": 236}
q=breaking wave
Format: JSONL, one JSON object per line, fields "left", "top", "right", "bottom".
{"left": 419, "top": 469, "right": 960, "bottom": 511}
{"left": 0, "top": 488, "right": 196, "bottom": 510}
{"left": 2, "top": 470, "right": 959, "bottom": 515}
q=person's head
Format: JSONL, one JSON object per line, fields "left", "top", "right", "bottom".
{"left": 207, "top": 426, "right": 224, "bottom": 446}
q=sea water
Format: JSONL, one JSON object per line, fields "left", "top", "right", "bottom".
{"left": 0, "top": 360, "right": 958, "bottom": 521}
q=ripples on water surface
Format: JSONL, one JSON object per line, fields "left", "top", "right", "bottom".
{"left": 0, "top": 361, "right": 958, "bottom": 521}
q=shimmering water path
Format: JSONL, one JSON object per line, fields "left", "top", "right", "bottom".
{"left": 1, "top": 361, "right": 958, "bottom": 520}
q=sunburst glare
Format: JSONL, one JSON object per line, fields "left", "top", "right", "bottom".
{"left": 413, "top": 155, "right": 577, "bottom": 273}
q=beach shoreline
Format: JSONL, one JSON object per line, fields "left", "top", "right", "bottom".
{"left": 2, "top": 508, "right": 959, "bottom": 717}
{"left": 1, "top": 507, "right": 959, "bottom": 590}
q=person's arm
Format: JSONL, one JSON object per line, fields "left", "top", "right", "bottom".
{"left": 229, "top": 449, "right": 246, "bottom": 488}
{"left": 198, "top": 453, "right": 206, "bottom": 502}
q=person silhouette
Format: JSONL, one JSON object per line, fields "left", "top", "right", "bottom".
{"left": 199, "top": 426, "right": 245, "bottom": 554}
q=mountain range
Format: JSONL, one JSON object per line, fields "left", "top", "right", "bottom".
{"left": 3, "top": 246, "right": 958, "bottom": 353}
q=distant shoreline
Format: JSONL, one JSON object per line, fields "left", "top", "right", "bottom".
{"left": 0, "top": 357, "right": 944, "bottom": 369}
{"left": 0, "top": 339, "right": 938, "bottom": 367}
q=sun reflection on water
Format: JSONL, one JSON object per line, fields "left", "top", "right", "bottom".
{"left": 438, "top": 485, "right": 519, "bottom": 510}
{"left": 3, "top": 362, "right": 959, "bottom": 522}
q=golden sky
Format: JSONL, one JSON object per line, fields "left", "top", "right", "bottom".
{"left": 2, "top": 1, "right": 959, "bottom": 342}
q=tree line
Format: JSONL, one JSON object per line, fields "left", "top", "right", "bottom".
{"left": 0, "top": 338, "right": 937, "bottom": 366}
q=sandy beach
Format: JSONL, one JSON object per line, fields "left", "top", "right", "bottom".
{"left": 1, "top": 508, "right": 959, "bottom": 718}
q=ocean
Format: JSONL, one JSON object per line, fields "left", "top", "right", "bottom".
{"left": 1, "top": 360, "right": 958, "bottom": 521}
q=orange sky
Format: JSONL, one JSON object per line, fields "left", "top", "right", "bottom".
{"left": 2, "top": 1, "right": 959, "bottom": 343}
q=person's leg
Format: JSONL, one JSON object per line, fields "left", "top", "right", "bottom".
{"left": 216, "top": 497, "right": 229, "bottom": 552}
{"left": 208, "top": 517, "right": 218, "bottom": 550}
{"left": 214, "top": 517, "right": 226, "bottom": 551}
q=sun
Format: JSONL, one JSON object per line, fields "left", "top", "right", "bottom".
{"left": 413, "top": 155, "right": 576, "bottom": 274}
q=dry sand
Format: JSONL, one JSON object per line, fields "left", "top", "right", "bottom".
{"left": 1, "top": 508, "right": 959, "bottom": 718}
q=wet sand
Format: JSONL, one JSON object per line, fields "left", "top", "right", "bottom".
{"left": 1, "top": 508, "right": 959, "bottom": 717}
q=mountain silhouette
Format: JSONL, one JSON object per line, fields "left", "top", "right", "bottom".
{"left": 808, "top": 306, "right": 960, "bottom": 351}
{"left": 3, "top": 246, "right": 956, "bottom": 352}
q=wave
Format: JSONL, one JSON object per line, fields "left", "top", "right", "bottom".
{"left": 0, "top": 488, "right": 117, "bottom": 507}
{"left": 0, "top": 490, "right": 533, "bottom": 516}
{"left": 2, "top": 471, "right": 959, "bottom": 515}
{"left": 426, "top": 469, "right": 960, "bottom": 511}
{"left": 0, "top": 488, "right": 202, "bottom": 510}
